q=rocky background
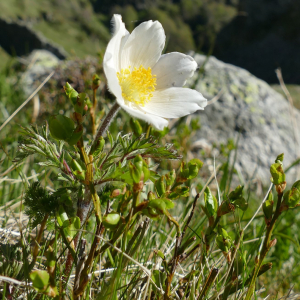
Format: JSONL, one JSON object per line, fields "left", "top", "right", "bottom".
{"left": 1, "top": 0, "right": 300, "bottom": 185}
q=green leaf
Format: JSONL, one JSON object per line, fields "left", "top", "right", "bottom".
{"left": 66, "top": 125, "right": 83, "bottom": 146}
{"left": 228, "top": 185, "right": 244, "bottom": 201}
{"left": 204, "top": 187, "right": 218, "bottom": 217}
{"left": 56, "top": 205, "right": 69, "bottom": 226}
{"left": 155, "top": 176, "right": 166, "bottom": 197}
{"left": 187, "top": 158, "right": 203, "bottom": 179}
{"left": 233, "top": 197, "right": 248, "bottom": 211}
{"left": 30, "top": 270, "right": 49, "bottom": 290}
{"left": 161, "top": 198, "right": 174, "bottom": 209}
{"left": 283, "top": 188, "right": 300, "bottom": 208}
{"left": 49, "top": 115, "right": 75, "bottom": 141}
{"left": 169, "top": 186, "right": 190, "bottom": 200}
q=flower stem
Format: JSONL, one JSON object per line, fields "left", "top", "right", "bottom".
{"left": 90, "top": 101, "right": 120, "bottom": 154}
{"left": 90, "top": 89, "right": 97, "bottom": 136}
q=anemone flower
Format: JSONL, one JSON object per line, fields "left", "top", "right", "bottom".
{"left": 103, "top": 14, "right": 207, "bottom": 130}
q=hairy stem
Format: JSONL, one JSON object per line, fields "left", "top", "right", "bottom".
{"left": 90, "top": 101, "right": 120, "bottom": 154}
{"left": 90, "top": 89, "right": 97, "bottom": 136}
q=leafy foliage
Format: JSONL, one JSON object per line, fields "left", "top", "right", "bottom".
{"left": 24, "top": 182, "right": 59, "bottom": 227}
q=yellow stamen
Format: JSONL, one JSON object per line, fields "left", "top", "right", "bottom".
{"left": 117, "top": 65, "right": 156, "bottom": 106}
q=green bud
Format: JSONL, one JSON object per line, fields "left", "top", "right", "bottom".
{"left": 69, "top": 158, "right": 86, "bottom": 180}
{"left": 129, "top": 163, "right": 142, "bottom": 184}
{"left": 178, "top": 162, "right": 189, "bottom": 182}
{"left": 90, "top": 136, "right": 105, "bottom": 156}
{"left": 275, "top": 153, "right": 284, "bottom": 163}
{"left": 155, "top": 176, "right": 166, "bottom": 197}
{"left": 217, "top": 225, "right": 229, "bottom": 238}
{"left": 263, "top": 192, "right": 273, "bottom": 223}
{"left": 73, "top": 93, "right": 87, "bottom": 115}
{"left": 216, "top": 226, "right": 232, "bottom": 253}
{"left": 217, "top": 200, "right": 235, "bottom": 217}
{"left": 92, "top": 74, "right": 100, "bottom": 90}
{"left": 270, "top": 162, "right": 285, "bottom": 185}
{"left": 64, "top": 82, "right": 78, "bottom": 106}
{"left": 142, "top": 161, "right": 150, "bottom": 182}
{"left": 148, "top": 191, "right": 156, "bottom": 201}
{"left": 103, "top": 212, "right": 121, "bottom": 230}
{"left": 134, "top": 155, "right": 144, "bottom": 171}
{"left": 165, "top": 169, "right": 176, "bottom": 188}
{"left": 228, "top": 185, "right": 244, "bottom": 201}
{"left": 233, "top": 197, "right": 248, "bottom": 211}
{"left": 188, "top": 158, "right": 203, "bottom": 179}
{"left": 130, "top": 118, "right": 143, "bottom": 136}
{"left": 156, "top": 250, "right": 165, "bottom": 260}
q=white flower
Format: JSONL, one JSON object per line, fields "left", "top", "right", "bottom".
{"left": 103, "top": 14, "right": 207, "bottom": 130}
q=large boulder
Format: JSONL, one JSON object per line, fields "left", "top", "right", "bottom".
{"left": 189, "top": 53, "right": 300, "bottom": 184}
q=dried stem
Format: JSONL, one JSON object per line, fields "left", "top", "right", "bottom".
{"left": 31, "top": 214, "right": 49, "bottom": 266}
{"left": 164, "top": 193, "right": 200, "bottom": 299}
{"left": 245, "top": 191, "right": 283, "bottom": 299}
{"left": 197, "top": 267, "right": 219, "bottom": 300}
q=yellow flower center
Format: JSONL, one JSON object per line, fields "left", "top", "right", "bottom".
{"left": 117, "top": 65, "right": 156, "bottom": 106}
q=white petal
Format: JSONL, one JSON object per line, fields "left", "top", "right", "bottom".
{"left": 152, "top": 52, "right": 198, "bottom": 90}
{"left": 142, "top": 88, "right": 207, "bottom": 118}
{"left": 103, "top": 15, "right": 129, "bottom": 99}
{"left": 120, "top": 20, "right": 165, "bottom": 70}
{"left": 117, "top": 100, "right": 169, "bottom": 130}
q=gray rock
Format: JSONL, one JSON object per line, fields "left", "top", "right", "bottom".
{"left": 21, "top": 50, "right": 60, "bottom": 96}
{"left": 189, "top": 54, "right": 300, "bottom": 184}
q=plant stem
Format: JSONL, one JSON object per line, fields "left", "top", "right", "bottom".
{"left": 244, "top": 192, "right": 283, "bottom": 299}
{"left": 31, "top": 214, "right": 49, "bottom": 268}
{"left": 197, "top": 267, "right": 219, "bottom": 300}
{"left": 90, "top": 101, "right": 120, "bottom": 154}
{"left": 90, "top": 88, "right": 97, "bottom": 136}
